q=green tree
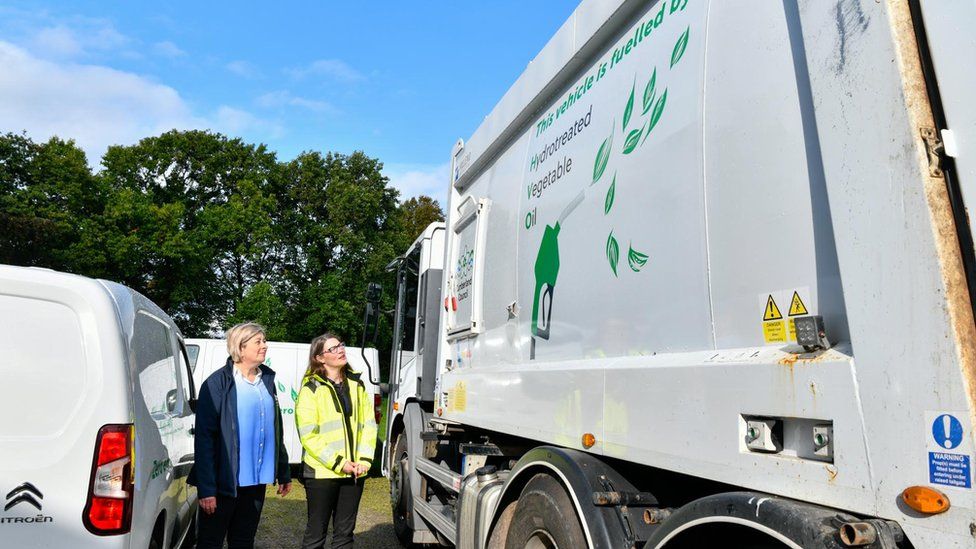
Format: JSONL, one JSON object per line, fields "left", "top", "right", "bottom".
{"left": 392, "top": 195, "right": 445, "bottom": 252}
{"left": 96, "top": 130, "right": 283, "bottom": 335}
{"left": 275, "top": 151, "right": 401, "bottom": 344}
{"left": 226, "top": 281, "right": 288, "bottom": 340}
{"left": 0, "top": 134, "right": 104, "bottom": 271}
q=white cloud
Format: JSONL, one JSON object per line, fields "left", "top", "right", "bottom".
{"left": 30, "top": 19, "right": 130, "bottom": 59}
{"left": 32, "top": 25, "right": 81, "bottom": 57}
{"left": 152, "top": 41, "right": 185, "bottom": 58}
{"left": 255, "top": 90, "right": 337, "bottom": 114}
{"left": 384, "top": 162, "right": 450, "bottom": 203}
{"left": 226, "top": 60, "right": 260, "bottom": 78}
{"left": 287, "top": 59, "right": 364, "bottom": 83}
{"left": 213, "top": 106, "right": 284, "bottom": 139}
{"left": 0, "top": 41, "right": 277, "bottom": 166}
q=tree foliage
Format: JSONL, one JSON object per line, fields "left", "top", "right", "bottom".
{"left": 0, "top": 130, "right": 445, "bottom": 374}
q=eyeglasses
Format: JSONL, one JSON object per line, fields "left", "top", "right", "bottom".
{"left": 323, "top": 342, "right": 345, "bottom": 355}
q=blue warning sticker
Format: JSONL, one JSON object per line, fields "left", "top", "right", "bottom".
{"left": 930, "top": 452, "right": 971, "bottom": 488}
{"left": 932, "top": 414, "right": 964, "bottom": 450}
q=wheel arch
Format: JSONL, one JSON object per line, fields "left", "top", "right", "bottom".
{"left": 486, "top": 446, "right": 647, "bottom": 549}
{"left": 644, "top": 491, "right": 862, "bottom": 549}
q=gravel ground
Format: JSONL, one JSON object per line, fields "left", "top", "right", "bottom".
{"left": 254, "top": 477, "right": 398, "bottom": 548}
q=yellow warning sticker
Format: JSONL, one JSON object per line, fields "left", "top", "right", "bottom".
{"left": 447, "top": 381, "right": 467, "bottom": 412}
{"left": 759, "top": 288, "right": 811, "bottom": 345}
{"left": 789, "top": 291, "right": 809, "bottom": 316}
{"left": 764, "top": 320, "right": 787, "bottom": 343}
{"left": 763, "top": 295, "right": 783, "bottom": 321}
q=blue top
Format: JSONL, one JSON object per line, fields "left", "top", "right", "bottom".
{"left": 234, "top": 368, "right": 277, "bottom": 486}
{"left": 188, "top": 360, "right": 291, "bottom": 498}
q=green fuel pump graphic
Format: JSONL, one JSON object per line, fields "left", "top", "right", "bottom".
{"left": 531, "top": 191, "right": 584, "bottom": 348}
{"left": 532, "top": 222, "right": 560, "bottom": 340}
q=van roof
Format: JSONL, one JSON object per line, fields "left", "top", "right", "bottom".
{"left": 0, "top": 264, "right": 183, "bottom": 342}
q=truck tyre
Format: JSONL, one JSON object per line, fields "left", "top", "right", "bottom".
{"left": 390, "top": 433, "right": 415, "bottom": 546}
{"left": 504, "top": 473, "right": 586, "bottom": 549}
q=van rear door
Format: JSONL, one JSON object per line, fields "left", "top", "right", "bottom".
{"left": 0, "top": 268, "right": 130, "bottom": 547}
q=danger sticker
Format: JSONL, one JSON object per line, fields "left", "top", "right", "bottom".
{"left": 759, "top": 288, "right": 812, "bottom": 344}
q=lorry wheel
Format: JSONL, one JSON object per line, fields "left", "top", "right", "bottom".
{"left": 390, "top": 433, "right": 415, "bottom": 546}
{"left": 504, "top": 473, "right": 586, "bottom": 549}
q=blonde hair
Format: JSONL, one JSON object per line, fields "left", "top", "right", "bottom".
{"left": 226, "top": 322, "right": 266, "bottom": 363}
{"left": 305, "top": 332, "right": 344, "bottom": 379}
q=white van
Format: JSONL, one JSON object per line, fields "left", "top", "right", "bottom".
{"left": 186, "top": 338, "right": 382, "bottom": 467}
{"left": 0, "top": 265, "right": 197, "bottom": 548}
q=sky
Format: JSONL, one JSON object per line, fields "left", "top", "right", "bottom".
{"left": 0, "top": 1, "right": 580, "bottom": 205}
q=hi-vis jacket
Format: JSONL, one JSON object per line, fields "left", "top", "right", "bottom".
{"left": 295, "top": 370, "right": 377, "bottom": 479}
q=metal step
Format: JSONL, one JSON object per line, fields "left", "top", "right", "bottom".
{"left": 413, "top": 496, "right": 457, "bottom": 545}
{"left": 415, "top": 455, "right": 462, "bottom": 493}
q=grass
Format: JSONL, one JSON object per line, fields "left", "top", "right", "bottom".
{"left": 256, "top": 478, "right": 397, "bottom": 548}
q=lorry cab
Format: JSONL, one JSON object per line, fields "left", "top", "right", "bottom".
{"left": 0, "top": 264, "right": 197, "bottom": 549}
{"left": 383, "top": 223, "right": 446, "bottom": 473}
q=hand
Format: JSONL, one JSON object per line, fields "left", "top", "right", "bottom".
{"left": 341, "top": 461, "right": 359, "bottom": 476}
{"left": 277, "top": 483, "right": 291, "bottom": 497}
{"left": 200, "top": 496, "right": 217, "bottom": 515}
{"left": 355, "top": 462, "right": 369, "bottom": 477}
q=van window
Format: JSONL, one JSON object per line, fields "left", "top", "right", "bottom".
{"left": 133, "top": 311, "right": 178, "bottom": 418}
{"left": 177, "top": 342, "right": 195, "bottom": 409}
{"left": 186, "top": 344, "right": 200, "bottom": 372}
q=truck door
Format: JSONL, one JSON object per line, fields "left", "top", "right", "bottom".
{"left": 386, "top": 245, "right": 421, "bottom": 445}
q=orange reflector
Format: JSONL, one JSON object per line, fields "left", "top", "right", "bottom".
{"left": 581, "top": 433, "right": 596, "bottom": 449}
{"left": 902, "top": 486, "right": 950, "bottom": 514}
{"left": 393, "top": 402, "right": 399, "bottom": 411}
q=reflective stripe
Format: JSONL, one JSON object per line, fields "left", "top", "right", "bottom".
{"left": 298, "top": 424, "right": 317, "bottom": 436}
{"left": 317, "top": 441, "right": 345, "bottom": 464}
{"left": 319, "top": 419, "right": 344, "bottom": 434}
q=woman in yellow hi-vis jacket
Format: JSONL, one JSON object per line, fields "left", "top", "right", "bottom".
{"left": 296, "top": 333, "right": 377, "bottom": 549}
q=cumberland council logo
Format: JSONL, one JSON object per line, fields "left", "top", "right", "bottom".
{"left": 456, "top": 246, "right": 474, "bottom": 281}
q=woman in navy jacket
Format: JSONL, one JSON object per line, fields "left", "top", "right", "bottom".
{"left": 188, "top": 323, "right": 291, "bottom": 549}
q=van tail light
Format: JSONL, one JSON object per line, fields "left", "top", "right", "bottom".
{"left": 83, "top": 424, "right": 134, "bottom": 535}
{"left": 374, "top": 394, "right": 383, "bottom": 424}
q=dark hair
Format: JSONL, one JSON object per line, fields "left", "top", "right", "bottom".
{"left": 305, "top": 332, "right": 344, "bottom": 379}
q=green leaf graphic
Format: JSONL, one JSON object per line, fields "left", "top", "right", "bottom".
{"left": 604, "top": 175, "right": 616, "bottom": 215}
{"left": 671, "top": 26, "right": 690, "bottom": 68}
{"left": 640, "top": 88, "right": 668, "bottom": 146}
{"left": 290, "top": 387, "right": 299, "bottom": 402}
{"left": 623, "top": 80, "right": 635, "bottom": 131}
{"left": 593, "top": 131, "right": 613, "bottom": 183}
{"left": 642, "top": 68, "right": 657, "bottom": 115}
{"left": 628, "top": 244, "right": 649, "bottom": 272}
{"left": 623, "top": 123, "right": 645, "bottom": 155}
{"left": 277, "top": 381, "right": 285, "bottom": 392}
{"left": 606, "top": 231, "right": 620, "bottom": 276}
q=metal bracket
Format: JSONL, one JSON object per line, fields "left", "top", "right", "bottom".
{"left": 921, "top": 127, "right": 945, "bottom": 178}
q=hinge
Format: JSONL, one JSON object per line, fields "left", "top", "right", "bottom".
{"left": 920, "top": 127, "right": 945, "bottom": 178}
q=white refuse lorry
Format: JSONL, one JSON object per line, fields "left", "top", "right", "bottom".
{"left": 186, "top": 338, "right": 383, "bottom": 468}
{"left": 378, "top": 0, "right": 976, "bottom": 547}
{"left": 0, "top": 265, "right": 198, "bottom": 549}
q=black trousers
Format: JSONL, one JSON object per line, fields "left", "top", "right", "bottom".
{"left": 196, "top": 484, "right": 267, "bottom": 549}
{"left": 301, "top": 477, "right": 365, "bottom": 549}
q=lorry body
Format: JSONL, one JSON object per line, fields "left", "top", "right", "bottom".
{"left": 0, "top": 265, "right": 197, "bottom": 549}
{"left": 382, "top": 0, "right": 976, "bottom": 547}
{"left": 186, "top": 338, "right": 382, "bottom": 468}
